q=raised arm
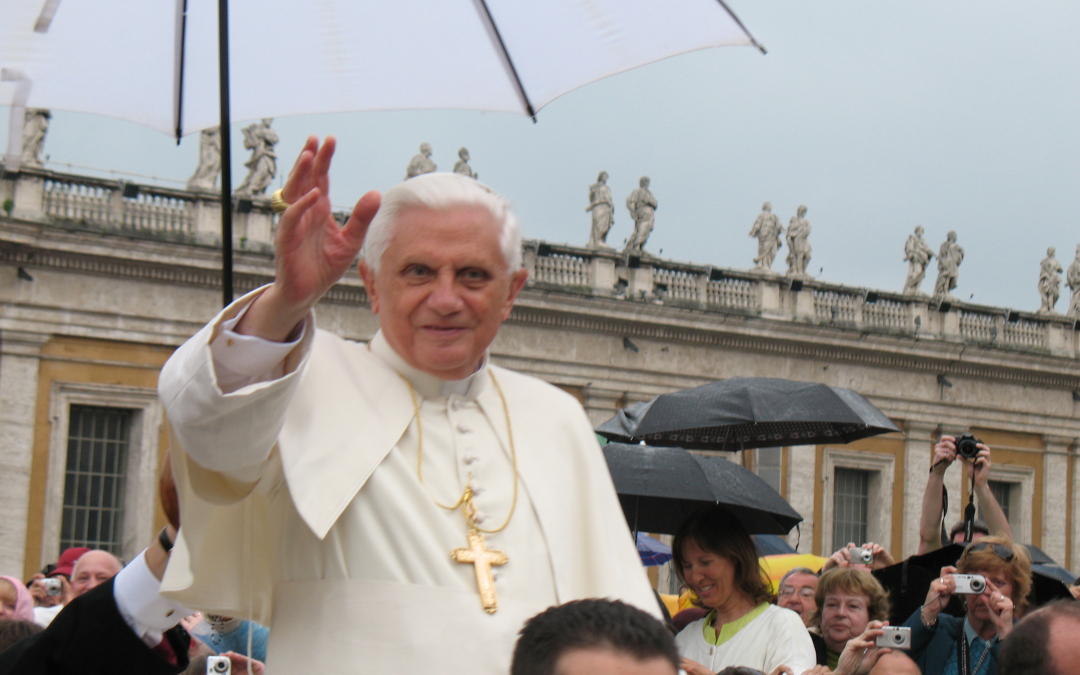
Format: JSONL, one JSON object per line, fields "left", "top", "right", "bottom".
{"left": 969, "top": 443, "right": 1013, "bottom": 541}
{"left": 235, "top": 136, "right": 381, "bottom": 342}
{"left": 917, "top": 436, "right": 956, "bottom": 555}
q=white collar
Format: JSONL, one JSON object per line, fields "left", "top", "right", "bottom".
{"left": 368, "top": 330, "right": 488, "bottom": 401}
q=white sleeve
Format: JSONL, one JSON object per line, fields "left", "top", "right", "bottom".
{"left": 113, "top": 550, "right": 195, "bottom": 648}
{"left": 210, "top": 299, "right": 306, "bottom": 393}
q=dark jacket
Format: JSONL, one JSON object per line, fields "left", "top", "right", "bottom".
{"left": 0, "top": 577, "right": 189, "bottom": 675}
{"left": 902, "top": 608, "right": 1001, "bottom": 675}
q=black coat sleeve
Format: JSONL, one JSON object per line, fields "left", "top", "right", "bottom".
{"left": 0, "top": 577, "right": 189, "bottom": 675}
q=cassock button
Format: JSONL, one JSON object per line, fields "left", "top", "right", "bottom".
{"left": 463, "top": 454, "right": 479, "bottom": 465}
{"left": 456, "top": 423, "right": 471, "bottom": 433}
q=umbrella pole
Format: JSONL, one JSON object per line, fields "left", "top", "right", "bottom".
{"left": 632, "top": 495, "right": 640, "bottom": 535}
{"left": 217, "top": 0, "right": 234, "bottom": 307}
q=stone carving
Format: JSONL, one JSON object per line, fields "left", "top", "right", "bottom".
{"left": 623, "top": 177, "right": 657, "bottom": 255}
{"left": 234, "top": 119, "right": 278, "bottom": 197}
{"left": 932, "top": 230, "right": 964, "bottom": 299}
{"left": 785, "top": 205, "right": 812, "bottom": 277}
{"left": 902, "top": 225, "right": 935, "bottom": 295}
{"left": 452, "top": 147, "right": 476, "bottom": 179}
{"left": 1039, "top": 247, "right": 1064, "bottom": 313}
{"left": 586, "top": 171, "right": 614, "bottom": 249}
{"left": 405, "top": 142, "right": 437, "bottom": 179}
{"left": 748, "top": 202, "right": 783, "bottom": 272}
{"left": 186, "top": 126, "right": 221, "bottom": 192}
{"left": 1067, "top": 245, "right": 1080, "bottom": 318}
{"left": 20, "top": 108, "right": 51, "bottom": 168}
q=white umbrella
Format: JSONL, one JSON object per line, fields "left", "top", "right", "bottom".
{"left": 1, "top": 0, "right": 764, "bottom": 300}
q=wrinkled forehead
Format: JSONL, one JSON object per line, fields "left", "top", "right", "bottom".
{"left": 785, "top": 573, "right": 818, "bottom": 588}
{"left": 825, "top": 590, "right": 868, "bottom": 606}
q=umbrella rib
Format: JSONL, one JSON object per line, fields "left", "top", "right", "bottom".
{"left": 472, "top": 0, "right": 537, "bottom": 122}
{"left": 711, "top": 0, "right": 767, "bottom": 54}
{"left": 173, "top": 0, "right": 189, "bottom": 143}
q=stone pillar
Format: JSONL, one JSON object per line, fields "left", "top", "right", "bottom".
{"left": 791, "top": 287, "right": 816, "bottom": 321}
{"left": 11, "top": 173, "right": 45, "bottom": 222}
{"left": 911, "top": 301, "right": 930, "bottom": 336}
{"left": 191, "top": 195, "right": 222, "bottom": 246}
{"left": 582, "top": 386, "right": 624, "bottom": 428}
{"left": 1072, "top": 444, "right": 1080, "bottom": 572}
{"left": 244, "top": 209, "right": 274, "bottom": 247}
{"left": 589, "top": 255, "right": 616, "bottom": 296}
{"left": 759, "top": 277, "right": 783, "bottom": 317}
{"left": 902, "top": 422, "right": 937, "bottom": 558}
{"left": 1046, "top": 322, "right": 1067, "bottom": 356}
{"left": 627, "top": 265, "right": 654, "bottom": 300}
{"left": 521, "top": 242, "right": 538, "bottom": 283}
{"left": 1042, "top": 435, "right": 1074, "bottom": 564}
{"left": 786, "top": 444, "right": 817, "bottom": 553}
{"left": 0, "top": 330, "right": 49, "bottom": 576}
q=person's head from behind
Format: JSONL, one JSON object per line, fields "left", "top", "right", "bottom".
{"left": 949, "top": 518, "right": 990, "bottom": 545}
{"left": 0, "top": 576, "right": 33, "bottom": 622}
{"left": 672, "top": 506, "right": 771, "bottom": 612}
{"left": 810, "top": 568, "right": 890, "bottom": 654}
{"left": 359, "top": 173, "right": 527, "bottom": 381}
{"left": 0, "top": 619, "right": 43, "bottom": 652}
{"left": 511, "top": 599, "right": 678, "bottom": 675}
{"left": 955, "top": 536, "right": 1031, "bottom": 624}
{"left": 70, "top": 550, "right": 123, "bottom": 598}
{"left": 776, "top": 567, "right": 819, "bottom": 627}
{"left": 998, "top": 600, "right": 1080, "bottom": 675}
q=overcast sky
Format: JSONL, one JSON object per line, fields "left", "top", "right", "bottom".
{"left": 3, "top": 1, "right": 1078, "bottom": 312}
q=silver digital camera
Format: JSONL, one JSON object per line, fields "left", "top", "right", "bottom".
{"left": 41, "top": 577, "right": 62, "bottom": 596}
{"left": 952, "top": 573, "right": 987, "bottom": 594}
{"left": 206, "top": 656, "right": 231, "bottom": 675}
{"left": 876, "top": 626, "right": 911, "bottom": 649}
{"left": 850, "top": 547, "right": 874, "bottom": 564}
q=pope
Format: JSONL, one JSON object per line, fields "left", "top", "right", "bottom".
{"left": 157, "top": 136, "right": 656, "bottom": 674}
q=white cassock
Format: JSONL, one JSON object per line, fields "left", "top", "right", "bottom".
{"left": 158, "top": 288, "right": 657, "bottom": 674}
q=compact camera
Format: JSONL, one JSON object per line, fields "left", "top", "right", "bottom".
{"left": 876, "top": 626, "right": 911, "bottom": 649}
{"left": 955, "top": 433, "right": 983, "bottom": 460}
{"left": 206, "top": 656, "right": 231, "bottom": 675}
{"left": 952, "top": 574, "right": 987, "bottom": 594}
{"left": 41, "top": 578, "right": 62, "bottom": 596}
{"left": 850, "top": 547, "right": 874, "bottom": 564}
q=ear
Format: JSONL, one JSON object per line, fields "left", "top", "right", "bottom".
{"left": 500, "top": 268, "right": 528, "bottom": 320}
{"left": 359, "top": 260, "right": 380, "bottom": 314}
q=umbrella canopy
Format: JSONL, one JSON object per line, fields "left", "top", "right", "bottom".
{"left": 0, "top": 0, "right": 762, "bottom": 140}
{"left": 597, "top": 377, "right": 900, "bottom": 451}
{"left": 754, "top": 534, "right": 797, "bottom": 557}
{"left": 636, "top": 532, "right": 673, "bottom": 567}
{"left": 603, "top": 442, "right": 803, "bottom": 536}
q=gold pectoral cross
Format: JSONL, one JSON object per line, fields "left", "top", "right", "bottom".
{"left": 451, "top": 527, "right": 507, "bottom": 614}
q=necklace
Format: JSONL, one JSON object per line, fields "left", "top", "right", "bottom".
{"left": 402, "top": 370, "right": 519, "bottom": 613}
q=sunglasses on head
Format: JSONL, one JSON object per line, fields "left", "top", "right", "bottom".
{"left": 965, "top": 541, "right": 1014, "bottom": 562}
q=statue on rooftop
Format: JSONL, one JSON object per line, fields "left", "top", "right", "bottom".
{"left": 234, "top": 118, "right": 278, "bottom": 197}
{"left": 453, "top": 147, "right": 476, "bottom": 179}
{"left": 586, "top": 171, "right": 614, "bottom": 249}
{"left": 187, "top": 126, "right": 221, "bottom": 192}
{"left": 932, "top": 230, "right": 964, "bottom": 299}
{"left": 1067, "top": 245, "right": 1080, "bottom": 318}
{"left": 785, "top": 205, "right": 812, "bottom": 277}
{"left": 902, "top": 225, "right": 935, "bottom": 295}
{"left": 405, "top": 142, "right": 437, "bottom": 180}
{"left": 623, "top": 176, "right": 657, "bottom": 255}
{"left": 748, "top": 202, "right": 782, "bottom": 272}
{"left": 1038, "top": 247, "right": 1063, "bottom": 313}
{"left": 20, "top": 108, "right": 51, "bottom": 169}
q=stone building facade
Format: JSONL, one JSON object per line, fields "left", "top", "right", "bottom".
{"left": 2, "top": 167, "right": 1079, "bottom": 583}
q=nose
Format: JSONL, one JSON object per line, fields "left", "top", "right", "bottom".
{"left": 427, "top": 271, "right": 464, "bottom": 314}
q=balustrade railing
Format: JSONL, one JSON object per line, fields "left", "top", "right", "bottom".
{"left": 533, "top": 252, "right": 589, "bottom": 287}
{"left": 814, "top": 289, "right": 859, "bottom": 323}
{"left": 960, "top": 311, "right": 997, "bottom": 342}
{"left": 706, "top": 276, "right": 757, "bottom": 310}
{"left": 863, "top": 298, "right": 908, "bottom": 330}
{"left": 653, "top": 267, "right": 700, "bottom": 302}
{"left": 1003, "top": 319, "right": 1046, "bottom": 348}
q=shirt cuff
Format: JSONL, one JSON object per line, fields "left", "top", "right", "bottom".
{"left": 210, "top": 300, "right": 307, "bottom": 377}
{"left": 115, "top": 550, "right": 195, "bottom": 646}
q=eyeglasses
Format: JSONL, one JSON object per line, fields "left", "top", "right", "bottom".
{"left": 778, "top": 586, "right": 815, "bottom": 599}
{"left": 965, "top": 541, "right": 1014, "bottom": 562}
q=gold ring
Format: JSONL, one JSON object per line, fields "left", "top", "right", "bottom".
{"left": 271, "top": 189, "right": 291, "bottom": 214}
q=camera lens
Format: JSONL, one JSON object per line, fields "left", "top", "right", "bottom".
{"left": 970, "top": 578, "right": 985, "bottom": 593}
{"left": 956, "top": 434, "right": 981, "bottom": 459}
{"left": 892, "top": 632, "right": 904, "bottom": 644}
{"left": 211, "top": 660, "right": 229, "bottom": 673}
{"left": 860, "top": 551, "right": 873, "bottom": 563}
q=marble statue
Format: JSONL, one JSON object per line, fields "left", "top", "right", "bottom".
{"left": 405, "top": 142, "right": 437, "bottom": 179}
{"left": 20, "top": 108, "right": 50, "bottom": 168}
{"left": 1067, "top": 245, "right": 1080, "bottom": 318}
{"left": 932, "top": 230, "right": 965, "bottom": 299}
{"left": 902, "top": 225, "right": 935, "bottom": 295}
{"left": 586, "top": 171, "right": 614, "bottom": 249}
{"left": 234, "top": 119, "right": 278, "bottom": 197}
{"left": 186, "top": 126, "right": 221, "bottom": 192}
{"left": 623, "top": 177, "right": 657, "bottom": 255}
{"left": 1039, "top": 247, "right": 1064, "bottom": 313}
{"left": 452, "top": 147, "right": 476, "bottom": 179}
{"left": 748, "top": 202, "right": 782, "bottom": 272}
{"left": 785, "top": 205, "right": 812, "bottom": 277}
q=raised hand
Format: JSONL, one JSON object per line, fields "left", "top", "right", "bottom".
{"left": 235, "top": 136, "right": 381, "bottom": 341}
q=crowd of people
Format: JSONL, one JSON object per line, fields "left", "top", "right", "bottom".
{"left": 0, "top": 139, "right": 1076, "bottom": 675}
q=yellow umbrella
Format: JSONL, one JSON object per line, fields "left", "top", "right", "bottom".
{"left": 759, "top": 553, "right": 827, "bottom": 595}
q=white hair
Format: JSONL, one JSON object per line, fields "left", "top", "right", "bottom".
{"left": 362, "top": 173, "right": 522, "bottom": 274}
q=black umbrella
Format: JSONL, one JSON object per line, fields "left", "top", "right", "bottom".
{"left": 602, "top": 442, "right": 803, "bottom": 536}
{"left": 597, "top": 377, "right": 899, "bottom": 451}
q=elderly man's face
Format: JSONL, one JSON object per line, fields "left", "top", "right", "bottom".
{"left": 777, "top": 572, "right": 818, "bottom": 626}
{"left": 70, "top": 550, "right": 122, "bottom": 598}
{"left": 362, "top": 205, "right": 527, "bottom": 380}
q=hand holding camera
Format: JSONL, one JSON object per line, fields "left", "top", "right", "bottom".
{"left": 832, "top": 621, "right": 898, "bottom": 675}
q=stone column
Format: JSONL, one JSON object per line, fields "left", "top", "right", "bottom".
{"left": 589, "top": 254, "right": 617, "bottom": 296}
{"left": 902, "top": 422, "right": 938, "bottom": 558}
{"left": 1042, "top": 435, "right": 1075, "bottom": 564}
{"left": 0, "top": 330, "right": 49, "bottom": 576}
{"left": 11, "top": 173, "right": 45, "bottom": 222}
{"left": 1072, "top": 444, "right": 1080, "bottom": 572}
{"left": 786, "top": 444, "right": 817, "bottom": 553}
{"left": 627, "top": 265, "right": 654, "bottom": 300}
